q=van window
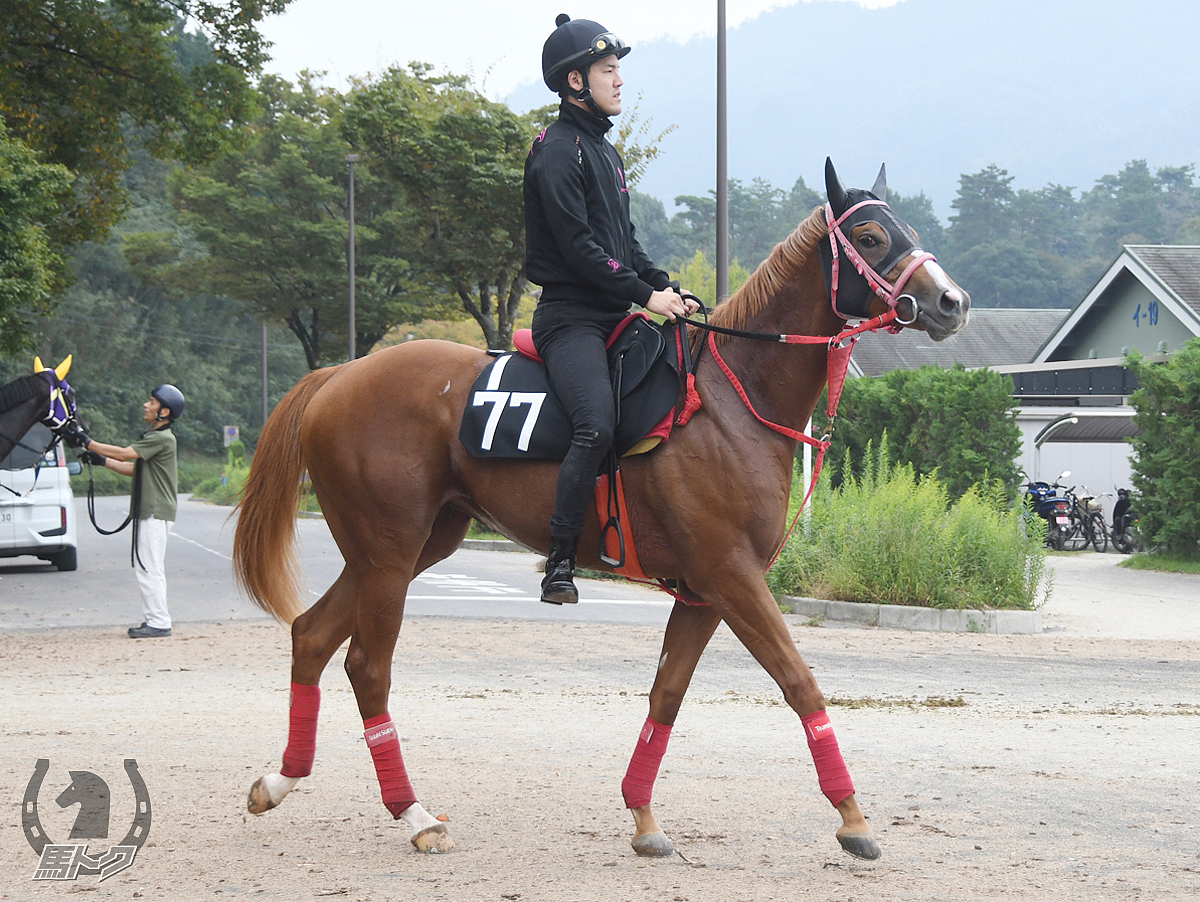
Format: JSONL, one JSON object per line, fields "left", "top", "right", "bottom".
{"left": 0, "top": 423, "right": 55, "bottom": 470}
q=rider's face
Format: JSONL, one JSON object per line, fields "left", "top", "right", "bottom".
{"left": 580, "top": 56, "right": 623, "bottom": 116}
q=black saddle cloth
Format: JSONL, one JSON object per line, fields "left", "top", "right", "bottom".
{"left": 459, "top": 316, "right": 681, "bottom": 460}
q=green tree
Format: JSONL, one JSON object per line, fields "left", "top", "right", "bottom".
{"left": 816, "top": 364, "right": 1022, "bottom": 501}
{"left": 0, "top": 1, "right": 286, "bottom": 245}
{"left": 1126, "top": 341, "right": 1200, "bottom": 558}
{"left": 0, "top": 141, "right": 312, "bottom": 455}
{"left": 628, "top": 189, "right": 694, "bottom": 269}
{"left": 0, "top": 1, "right": 288, "bottom": 351}
{"left": 668, "top": 251, "right": 750, "bottom": 307}
{"left": 343, "top": 66, "right": 532, "bottom": 350}
{"left": 0, "top": 121, "right": 72, "bottom": 355}
{"left": 945, "top": 164, "right": 1017, "bottom": 259}
{"left": 1083, "top": 160, "right": 1160, "bottom": 253}
{"left": 164, "top": 75, "right": 443, "bottom": 368}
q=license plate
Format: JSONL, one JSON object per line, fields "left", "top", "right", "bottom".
{"left": 1055, "top": 516, "right": 1069, "bottom": 525}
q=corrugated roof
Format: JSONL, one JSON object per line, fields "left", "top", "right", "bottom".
{"left": 850, "top": 309, "right": 1070, "bottom": 377}
{"left": 1126, "top": 245, "right": 1200, "bottom": 317}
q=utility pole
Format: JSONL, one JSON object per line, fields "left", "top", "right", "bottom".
{"left": 716, "top": 0, "right": 729, "bottom": 302}
{"left": 346, "top": 153, "right": 359, "bottom": 361}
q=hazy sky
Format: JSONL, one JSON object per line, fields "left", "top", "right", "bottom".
{"left": 258, "top": 0, "right": 904, "bottom": 99}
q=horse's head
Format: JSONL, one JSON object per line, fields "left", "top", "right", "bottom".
{"left": 819, "top": 158, "right": 969, "bottom": 341}
{"left": 33, "top": 354, "right": 77, "bottom": 430}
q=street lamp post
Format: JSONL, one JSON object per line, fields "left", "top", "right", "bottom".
{"left": 716, "top": 0, "right": 729, "bottom": 302}
{"left": 346, "top": 153, "right": 359, "bottom": 361}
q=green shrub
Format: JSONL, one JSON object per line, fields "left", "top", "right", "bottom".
{"left": 768, "top": 444, "right": 1046, "bottom": 610}
{"left": 1126, "top": 340, "right": 1200, "bottom": 559}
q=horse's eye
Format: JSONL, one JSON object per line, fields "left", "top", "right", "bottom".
{"left": 858, "top": 234, "right": 879, "bottom": 249}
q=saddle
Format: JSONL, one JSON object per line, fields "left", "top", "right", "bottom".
{"left": 459, "top": 314, "right": 686, "bottom": 460}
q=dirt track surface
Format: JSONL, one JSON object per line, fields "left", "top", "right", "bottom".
{"left": 3, "top": 611, "right": 1199, "bottom": 901}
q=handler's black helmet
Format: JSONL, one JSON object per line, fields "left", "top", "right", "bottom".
{"left": 151, "top": 383, "right": 185, "bottom": 421}
{"left": 541, "top": 13, "right": 630, "bottom": 93}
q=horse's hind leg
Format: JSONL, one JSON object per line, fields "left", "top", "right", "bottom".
{"left": 248, "top": 570, "right": 356, "bottom": 815}
{"left": 623, "top": 600, "right": 723, "bottom": 857}
{"left": 342, "top": 568, "right": 454, "bottom": 853}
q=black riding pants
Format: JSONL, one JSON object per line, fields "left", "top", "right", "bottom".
{"left": 534, "top": 318, "right": 618, "bottom": 543}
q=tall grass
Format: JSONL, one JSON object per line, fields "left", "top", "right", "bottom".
{"left": 768, "top": 444, "right": 1047, "bottom": 610}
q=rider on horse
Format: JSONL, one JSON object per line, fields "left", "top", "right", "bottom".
{"left": 524, "top": 13, "right": 699, "bottom": 605}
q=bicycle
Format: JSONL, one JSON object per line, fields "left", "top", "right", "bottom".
{"left": 1063, "top": 485, "right": 1108, "bottom": 552}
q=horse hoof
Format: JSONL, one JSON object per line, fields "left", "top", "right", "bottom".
{"left": 247, "top": 778, "right": 278, "bottom": 815}
{"left": 837, "top": 830, "right": 881, "bottom": 861}
{"left": 631, "top": 830, "right": 675, "bottom": 858}
{"left": 411, "top": 823, "right": 455, "bottom": 853}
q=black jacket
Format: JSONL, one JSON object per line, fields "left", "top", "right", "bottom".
{"left": 524, "top": 102, "right": 669, "bottom": 331}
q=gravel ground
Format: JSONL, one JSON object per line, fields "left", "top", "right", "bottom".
{"left": 3, "top": 576, "right": 1199, "bottom": 902}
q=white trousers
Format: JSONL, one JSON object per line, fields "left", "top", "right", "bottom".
{"left": 135, "top": 518, "right": 172, "bottom": 629}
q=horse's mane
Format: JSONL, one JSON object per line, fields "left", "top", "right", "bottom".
{"left": 0, "top": 374, "right": 42, "bottom": 416}
{"left": 708, "top": 206, "right": 828, "bottom": 335}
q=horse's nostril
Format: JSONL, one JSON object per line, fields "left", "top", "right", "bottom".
{"left": 939, "top": 289, "right": 964, "bottom": 317}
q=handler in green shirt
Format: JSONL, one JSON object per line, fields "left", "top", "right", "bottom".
{"left": 74, "top": 384, "right": 185, "bottom": 638}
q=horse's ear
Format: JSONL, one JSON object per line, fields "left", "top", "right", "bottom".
{"left": 871, "top": 163, "right": 888, "bottom": 203}
{"left": 55, "top": 355, "right": 72, "bottom": 380}
{"left": 825, "top": 157, "right": 848, "bottom": 218}
{"left": 34, "top": 356, "right": 45, "bottom": 373}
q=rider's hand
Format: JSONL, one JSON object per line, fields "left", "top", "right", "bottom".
{"left": 59, "top": 422, "right": 91, "bottom": 449}
{"left": 80, "top": 449, "right": 106, "bottom": 467}
{"left": 646, "top": 288, "right": 700, "bottom": 322}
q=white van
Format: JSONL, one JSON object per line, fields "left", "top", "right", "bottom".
{"left": 0, "top": 423, "right": 81, "bottom": 571}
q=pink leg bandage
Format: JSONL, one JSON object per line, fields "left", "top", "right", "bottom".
{"left": 281, "top": 682, "right": 320, "bottom": 778}
{"left": 802, "top": 709, "right": 855, "bottom": 807}
{"left": 364, "top": 713, "right": 417, "bottom": 818}
{"left": 622, "top": 716, "right": 673, "bottom": 809}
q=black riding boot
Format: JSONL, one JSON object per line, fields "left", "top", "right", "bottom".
{"left": 541, "top": 536, "right": 579, "bottom": 605}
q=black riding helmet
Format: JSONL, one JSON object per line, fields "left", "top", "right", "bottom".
{"left": 541, "top": 13, "right": 630, "bottom": 115}
{"left": 151, "top": 383, "right": 185, "bottom": 422}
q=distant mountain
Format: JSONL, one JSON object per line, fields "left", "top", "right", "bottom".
{"left": 508, "top": 0, "right": 1200, "bottom": 222}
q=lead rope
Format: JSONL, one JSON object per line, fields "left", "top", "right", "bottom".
{"left": 84, "top": 458, "right": 146, "bottom": 570}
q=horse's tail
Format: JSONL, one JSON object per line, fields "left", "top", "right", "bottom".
{"left": 233, "top": 366, "right": 341, "bottom": 625}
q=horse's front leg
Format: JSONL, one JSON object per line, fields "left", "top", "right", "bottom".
{"left": 624, "top": 600, "right": 723, "bottom": 857}
{"left": 699, "top": 571, "right": 880, "bottom": 861}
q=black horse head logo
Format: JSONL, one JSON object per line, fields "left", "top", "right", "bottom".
{"left": 56, "top": 771, "right": 111, "bottom": 839}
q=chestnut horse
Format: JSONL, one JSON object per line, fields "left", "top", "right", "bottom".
{"left": 234, "top": 161, "right": 970, "bottom": 861}
{"left": 0, "top": 357, "right": 76, "bottom": 462}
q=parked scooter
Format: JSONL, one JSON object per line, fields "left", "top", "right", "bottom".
{"left": 1023, "top": 470, "right": 1073, "bottom": 551}
{"left": 1110, "top": 487, "right": 1139, "bottom": 553}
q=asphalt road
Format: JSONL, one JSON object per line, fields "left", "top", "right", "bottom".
{"left": 0, "top": 495, "right": 674, "bottom": 632}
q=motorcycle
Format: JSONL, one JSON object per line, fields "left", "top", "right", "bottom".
{"left": 1110, "top": 487, "right": 1139, "bottom": 554}
{"left": 1023, "top": 470, "right": 1073, "bottom": 551}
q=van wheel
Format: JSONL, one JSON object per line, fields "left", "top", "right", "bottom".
{"left": 53, "top": 547, "right": 77, "bottom": 572}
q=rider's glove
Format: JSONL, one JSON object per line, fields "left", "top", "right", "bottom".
{"left": 80, "top": 449, "right": 106, "bottom": 467}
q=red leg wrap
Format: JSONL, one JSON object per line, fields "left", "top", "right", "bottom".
{"left": 621, "top": 716, "right": 673, "bottom": 809}
{"left": 802, "top": 709, "right": 855, "bottom": 807}
{"left": 281, "top": 682, "right": 320, "bottom": 778}
{"left": 364, "top": 713, "right": 417, "bottom": 818}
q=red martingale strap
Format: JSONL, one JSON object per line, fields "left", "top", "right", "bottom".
{"left": 705, "top": 309, "right": 900, "bottom": 569}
